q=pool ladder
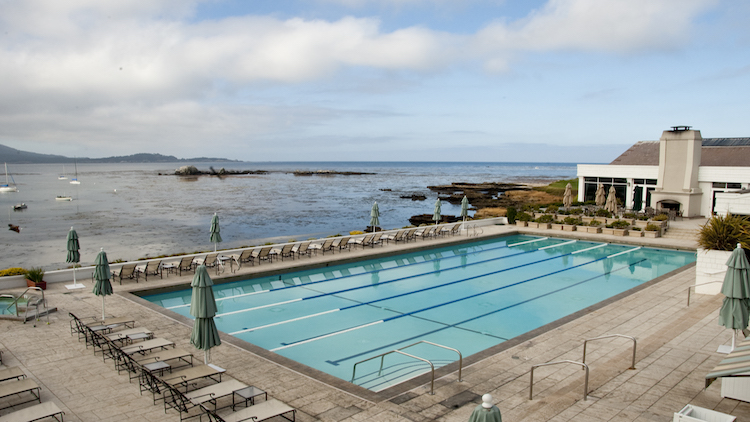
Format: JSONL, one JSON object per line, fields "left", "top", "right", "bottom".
{"left": 467, "top": 224, "right": 483, "bottom": 237}
{"left": 1, "top": 287, "right": 49, "bottom": 326}
{"left": 351, "top": 340, "right": 462, "bottom": 395}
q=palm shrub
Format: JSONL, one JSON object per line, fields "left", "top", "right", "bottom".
{"left": 697, "top": 214, "right": 750, "bottom": 251}
{"left": 25, "top": 267, "right": 45, "bottom": 283}
{"left": 506, "top": 207, "right": 517, "bottom": 224}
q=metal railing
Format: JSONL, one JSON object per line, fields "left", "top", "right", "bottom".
{"left": 686, "top": 280, "right": 724, "bottom": 306}
{"left": 530, "top": 360, "right": 589, "bottom": 401}
{"left": 2, "top": 287, "right": 48, "bottom": 325}
{"left": 582, "top": 334, "right": 636, "bottom": 370}
{"left": 351, "top": 340, "right": 462, "bottom": 395}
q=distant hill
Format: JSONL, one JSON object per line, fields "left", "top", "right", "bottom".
{"left": 0, "top": 144, "right": 238, "bottom": 164}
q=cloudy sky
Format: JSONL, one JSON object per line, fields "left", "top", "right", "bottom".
{"left": 0, "top": 0, "right": 747, "bottom": 162}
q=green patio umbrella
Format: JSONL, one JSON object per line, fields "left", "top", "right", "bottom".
{"left": 65, "top": 226, "right": 84, "bottom": 289}
{"left": 370, "top": 202, "right": 380, "bottom": 233}
{"left": 210, "top": 213, "right": 222, "bottom": 252}
{"left": 92, "top": 248, "right": 112, "bottom": 321}
{"left": 433, "top": 199, "right": 441, "bottom": 225}
{"left": 190, "top": 265, "right": 221, "bottom": 364}
{"left": 460, "top": 195, "right": 469, "bottom": 220}
{"left": 718, "top": 244, "right": 750, "bottom": 352}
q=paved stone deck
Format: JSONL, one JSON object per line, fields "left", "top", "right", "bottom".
{"left": 3, "top": 218, "right": 750, "bottom": 421}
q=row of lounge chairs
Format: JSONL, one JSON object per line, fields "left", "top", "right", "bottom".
{"left": 0, "top": 366, "right": 64, "bottom": 422}
{"left": 108, "top": 223, "right": 465, "bottom": 283}
{"left": 68, "top": 313, "right": 296, "bottom": 422}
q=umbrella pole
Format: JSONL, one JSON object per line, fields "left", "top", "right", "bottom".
{"left": 102, "top": 296, "right": 106, "bottom": 322}
{"left": 204, "top": 349, "right": 209, "bottom": 365}
{"left": 73, "top": 267, "right": 76, "bottom": 285}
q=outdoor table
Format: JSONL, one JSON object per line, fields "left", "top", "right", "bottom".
{"left": 161, "top": 263, "right": 177, "bottom": 276}
{"left": 142, "top": 360, "right": 171, "bottom": 377}
{"left": 233, "top": 385, "right": 267, "bottom": 409}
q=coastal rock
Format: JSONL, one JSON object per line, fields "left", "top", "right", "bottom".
{"left": 400, "top": 194, "right": 427, "bottom": 201}
{"left": 175, "top": 165, "right": 200, "bottom": 175}
{"left": 408, "top": 214, "right": 461, "bottom": 226}
{"left": 292, "top": 170, "right": 375, "bottom": 176}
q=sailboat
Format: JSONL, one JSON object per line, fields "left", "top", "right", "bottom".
{"left": 0, "top": 163, "right": 18, "bottom": 192}
{"left": 70, "top": 160, "right": 80, "bottom": 185}
{"left": 58, "top": 164, "right": 67, "bottom": 180}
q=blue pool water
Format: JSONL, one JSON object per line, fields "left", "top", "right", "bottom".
{"left": 142, "top": 235, "right": 695, "bottom": 391}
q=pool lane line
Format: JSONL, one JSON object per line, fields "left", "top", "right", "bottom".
{"left": 507, "top": 237, "right": 548, "bottom": 247}
{"left": 222, "top": 242, "right": 617, "bottom": 330}
{"left": 608, "top": 247, "right": 641, "bottom": 258}
{"left": 328, "top": 258, "right": 647, "bottom": 367}
{"left": 271, "top": 252, "right": 632, "bottom": 351}
{"left": 229, "top": 309, "right": 340, "bottom": 335}
{"left": 216, "top": 245, "right": 587, "bottom": 321}
{"left": 178, "top": 236, "right": 559, "bottom": 305}
{"left": 572, "top": 243, "right": 608, "bottom": 254}
{"left": 538, "top": 239, "right": 577, "bottom": 250}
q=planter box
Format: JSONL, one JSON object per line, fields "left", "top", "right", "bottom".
{"left": 643, "top": 230, "right": 661, "bottom": 238}
{"left": 674, "top": 404, "right": 736, "bottom": 422}
{"left": 550, "top": 224, "right": 564, "bottom": 230}
{"left": 612, "top": 229, "right": 628, "bottom": 236}
{"left": 25, "top": 279, "right": 46, "bottom": 290}
{"left": 581, "top": 216, "right": 595, "bottom": 224}
{"left": 526, "top": 222, "right": 538, "bottom": 228}
{"left": 601, "top": 228, "right": 615, "bottom": 235}
{"left": 584, "top": 227, "right": 602, "bottom": 234}
{"left": 634, "top": 220, "right": 649, "bottom": 228}
{"left": 515, "top": 221, "right": 527, "bottom": 227}
{"left": 562, "top": 225, "right": 577, "bottom": 232}
{"left": 537, "top": 223, "right": 552, "bottom": 229}
{"left": 628, "top": 230, "right": 644, "bottom": 237}
{"left": 695, "top": 248, "right": 733, "bottom": 295}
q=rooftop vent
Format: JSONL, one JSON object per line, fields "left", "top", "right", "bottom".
{"left": 670, "top": 126, "right": 692, "bottom": 132}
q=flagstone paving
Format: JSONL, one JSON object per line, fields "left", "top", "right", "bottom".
{"left": 3, "top": 218, "right": 750, "bottom": 421}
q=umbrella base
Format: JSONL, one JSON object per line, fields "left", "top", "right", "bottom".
{"left": 718, "top": 344, "right": 734, "bottom": 354}
{"left": 65, "top": 283, "right": 85, "bottom": 290}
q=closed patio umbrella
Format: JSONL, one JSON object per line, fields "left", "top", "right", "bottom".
{"left": 210, "top": 213, "right": 222, "bottom": 252}
{"left": 370, "top": 202, "right": 380, "bottom": 233}
{"left": 469, "top": 394, "right": 502, "bottom": 422}
{"left": 595, "top": 184, "right": 606, "bottom": 207}
{"left": 605, "top": 186, "right": 618, "bottom": 214}
{"left": 461, "top": 195, "right": 469, "bottom": 233}
{"left": 718, "top": 244, "right": 750, "bottom": 353}
{"left": 563, "top": 183, "right": 573, "bottom": 208}
{"left": 92, "top": 248, "right": 112, "bottom": 321}
{"left": 65, "top": 227, "right": 84, "bottom": 289}
{"left": 190, "top": 265, "right": 221, "bottom": 364}
{"left": 433, "top": 199, "right": 441, "bottom": 225}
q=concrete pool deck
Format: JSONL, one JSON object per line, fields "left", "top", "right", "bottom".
{"left": 3, "top": 218, "right": 750, "bottom": 421}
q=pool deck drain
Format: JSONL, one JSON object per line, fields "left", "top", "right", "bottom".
{"left": 3, "top": 218, "right": 750, "bottom": 421}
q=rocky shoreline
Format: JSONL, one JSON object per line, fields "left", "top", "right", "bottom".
{"left": 169, "top": 165, "right": 374, "bottom": 177}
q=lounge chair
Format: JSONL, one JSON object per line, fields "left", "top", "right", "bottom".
{"left": 296, "top": 241, "right": 313, "bottom": 258}
{"left": 203, "top": 398, "right": 296, "bottom": 422}
{"left": 440, "top": 223, "right": 457, "bottom": 236}
{"left": 202, "top": 253, "right": 220, "bottom": 272}
{"left": 417, "top": 226, "right": 436, "bottom": 240}
{"left": 370, "top": 232, "right": 384, "bottom": 247}
{"left": 134, "top": 348, "right": 195, "bottom": 370}
{"left": 253, "top": 247, "right": 273, "bottom": 264}
{"left": 112, "top": 263, "right": 139, "bottom": 285}
{"left": 354, "top": 234, "right": 374, "bottom": 248}
{"left": 0, "top": 379, "right": 41, "bottom": 410}
{"left": 0, "top": 367, "right": 25, "bottom": 383}
{"left": 140, "top": 259, "right": 162, "bottom": 280}
{"left": 319, "top": 238, "right": 336, "bottom": 254}
{"left": 278, "top": 244, "right": 295, "bottom": 260}
{"left": 120, "top": 337, "right": 175, "bottom": 356}
{"left": 178, "top": 256, "right": 196, "bottom": 276}
{"left": 160, "top": 364, "right": 225, "bottom": 392}
{"left": 0, "top": 402, "right": 65, "bottom": 422}
{"left": 233, "top": 249, "right": 254, "bottom": 268}
{"left": 384, "top": 229, "right": 405, "bottom": 243}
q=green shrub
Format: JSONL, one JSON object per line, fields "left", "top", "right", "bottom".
{"left": 506, "top": 207, "right": 517, "bottom": 224}
{"left": 537, "top": 214, "right": 554, "bottom": 223}
{"left": 610, "top": 219, "right": 630, "bottom": 229}
{"left": 516, "top": 212, "right": 533, "bottom": 222}
{"left": 0, "top": 267, "right": 27, "bottom": 277}
{"left": 645, "top": 224, "right": 661, "bottom": 232}
{"left": 569, "top": 208, "right": 583, "bottom": 215}
{"left": 25, "top": 267, "right": 45, "bottom": 283}
{"left": 697, "top": 214, "right": 750, "bottom": 251}
{"left": 588, "top": 220, "right": 602, "bottom": 227}
{"left": 637, "top": 215, "right": 649, "bottom": 221}
{"left": 622, "top": 212, "right": 636, "bottom": 218}
{"left": 596, "top": 209, "right": 612, "bottom": 217}
{"left": 653, "top": 214, "right": 668, "bottom": 221}
{"left": 631, "top": 226, "right": 642, "bottom": 231}
{"left": 563, "top": 216, "right": 581, "bottom": 225}
{"left": 546, "top": 205, "right": 559, "bottom": 213}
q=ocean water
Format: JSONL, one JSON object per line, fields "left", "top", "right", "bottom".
{"left": 0, "top": 162, "right": 576, "bottom": 270}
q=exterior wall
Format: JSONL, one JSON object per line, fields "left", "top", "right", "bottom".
{"left": 576, "top": 164, "right": 658, "bottom": 203}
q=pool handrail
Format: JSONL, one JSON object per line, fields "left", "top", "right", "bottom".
{"left": 582, "top": 334, "right": 636, "bottom": 370}
{"left": 685, "top": 280, "right": 723, "bottom": 306}
{"left": 350, "top": 340, "right": 463, "bottom": 395}
{"left": 530, "top": 360, "right": 589, "bottom": 401}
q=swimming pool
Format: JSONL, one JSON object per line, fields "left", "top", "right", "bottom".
{"left": 142, "top": 235, "right": 695, "bottom": 391}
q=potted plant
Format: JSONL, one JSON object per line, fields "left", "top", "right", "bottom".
{"left": 25, "top": 267, "right": 46, "bottom": 290}
{"left": 643, "top": 223, "right": 661, "bottom": 238}
{"left": 610, "top": 219, "right": 630, "bottom": 236}
{"left": 536, "top": 214, "right": 554, "bottom": 229}
{"left": 562, "top": 216, "right": 580, "bottom": 231}
{"left": 585, "top": 220, "right": 602, "bottom": 233}
{"left": 628, "top": 226, "right": 643, "bottom": 237}
{"left": 695, "top": 214, "right": 750, "bottom": 294}
{"left": 515, "top": 212, "right": 532, "bottom": 227}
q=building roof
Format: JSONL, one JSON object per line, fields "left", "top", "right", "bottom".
{"left": 610, "top": 138, "right": 750, "bottom": 167}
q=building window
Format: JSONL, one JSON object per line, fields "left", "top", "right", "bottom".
{"left": 582, "top": 177, "right": 628, "bottom": 203}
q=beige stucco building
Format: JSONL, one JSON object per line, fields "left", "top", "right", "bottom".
{"left": 577, "top": 126, "right": 750, "bottom": 217}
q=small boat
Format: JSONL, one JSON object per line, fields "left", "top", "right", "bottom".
{"left": 58, "top": 164, "right": 67, "bottom": 180}
{"left": 70, "top": 159, "right": 80, "bottom": 185}
{"left": 13, "top": 203, "right": 27, "bottom": 210}
{"left": 56, "top": 195, "right": 73, "bottom": 201}
{"left": 0, "top": 163, "right": 18, "bottom": 192}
